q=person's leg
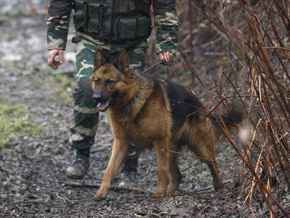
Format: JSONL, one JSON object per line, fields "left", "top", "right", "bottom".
{"left": 66, "top": 38, "right": 99, "bottom": 178}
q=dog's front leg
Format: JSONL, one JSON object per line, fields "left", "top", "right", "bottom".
{"left": 94, "top": 138, "right": 128, "bottom": 200}
{"left": 152, "top": 137, "right": 170, "bottom": 197}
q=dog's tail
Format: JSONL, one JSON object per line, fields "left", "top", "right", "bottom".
{"left": 209, "top": 102, "right": 251, "bottom": 144}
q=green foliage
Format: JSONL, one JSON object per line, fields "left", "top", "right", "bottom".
{"left": 51, "top": 73, "right": 75, "bottom": 95}
{"left": 196, "top": 163, "right": 208, "bottom": 173}
{"left": 226, "top": 146, "right": 236, "bottom": 158}
{"left": 7, "top": 61, "right": 30, "bottom": 71}
{"left": 0, "top": 104, "right": 42, "bottom": 148}
{"left": 41, "top": 67, "right": 75, "bottom": 104}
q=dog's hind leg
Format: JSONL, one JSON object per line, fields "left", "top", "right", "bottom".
{"left": 205, "top": 157, "right": 223, "bottom": 191}
{"left": 190, "top": 118, "right": 223, "bottom": 191}
{"left": 152, "top": 137, "right": 170, "bottom": 197}
{"left": 192, "top": 141, "right": 223, "bottom": 191}
{"left": 167, "top": 150, "right": 182, "bottom": 195}
{"left": 94, "top": 138, "right": 129, "bottom": 200}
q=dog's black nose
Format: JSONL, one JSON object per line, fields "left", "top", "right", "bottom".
{"left": 93, "top": 94, "right": 101, "bottom": 104}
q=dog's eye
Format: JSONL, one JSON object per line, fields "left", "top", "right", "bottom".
{"left": 94, "top": 78, "right": 100, "bottom": 84}
{"left": 106, "top": 79, "right": 116, "bottom": 86}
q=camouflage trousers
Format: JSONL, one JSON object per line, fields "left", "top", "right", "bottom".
{"left": 69, "top": 32, "right": 148, "bottom": 156}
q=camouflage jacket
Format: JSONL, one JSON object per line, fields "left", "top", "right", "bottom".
{"left": 47, "top": 0, "right": 179, "bottom": 54}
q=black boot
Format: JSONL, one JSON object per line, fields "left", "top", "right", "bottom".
{"left": 119, "top": 144, "right": 139, "bottom": 187}
{"left": 66, "top": 148, "right": 90, "bottom": 179}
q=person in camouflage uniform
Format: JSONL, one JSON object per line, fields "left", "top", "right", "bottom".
{"left": 46, "top": 0, "right": 179, "bottom": 185}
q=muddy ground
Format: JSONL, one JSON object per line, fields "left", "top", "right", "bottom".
{"left": 0, "top": 2, "right": 289, "bottom": 218}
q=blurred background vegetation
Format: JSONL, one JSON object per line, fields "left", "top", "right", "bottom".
{"left": 168, "top": 1, "right": 289, "bottom": 216}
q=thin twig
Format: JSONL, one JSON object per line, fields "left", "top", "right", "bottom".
{"left": 64, "top": 181, "right": 152, "bottom": 194}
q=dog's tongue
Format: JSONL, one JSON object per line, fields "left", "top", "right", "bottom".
{"left": 97, "top": 100, "right": 110, "bottom": 111}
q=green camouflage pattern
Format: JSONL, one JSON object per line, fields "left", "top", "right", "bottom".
{"left": 155, "top": 12, "right": 179, "bottom": 54}
{"left": 47, "top": 0, "right": 178, "bottom": 53}
{"left": 47, "top": 0, "right": 73, "bottom": 50}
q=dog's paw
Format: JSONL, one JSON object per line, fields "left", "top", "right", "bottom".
{"left": 166, "top": 184, "right": 179, "bottom": 195}
{"left": 151, "top": 191, "right": 166, "bottom": 198}
{"left": 93, "top": 189, "right": 108, "bottom": 201}
{"left": 166, "top": 188, "right": 176, "bottom": 196}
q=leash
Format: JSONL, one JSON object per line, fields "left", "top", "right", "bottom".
{"left": 141, "top": 59, "right": 168, "bottom": 74}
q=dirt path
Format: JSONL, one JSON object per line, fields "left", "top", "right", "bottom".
{"left": 0, "top": 4, "right": 288, "bottom": 217}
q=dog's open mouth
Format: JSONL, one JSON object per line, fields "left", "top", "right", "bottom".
{"left": 97, "top": 99, "right": 111, "bottom": 112}
{"left": 96, "top": 93, "right": 117, "bottom": 112}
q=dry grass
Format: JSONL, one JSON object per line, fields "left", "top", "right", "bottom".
{"left": 151, "top": 0, "right": 289, "bottom": 216}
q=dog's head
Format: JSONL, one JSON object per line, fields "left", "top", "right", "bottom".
{"left": 91, "top": 49, "right": 135, "bottom": 112}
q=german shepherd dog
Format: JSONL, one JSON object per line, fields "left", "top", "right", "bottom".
{"left": 91, "top": 49, "right": 243, "bottom": 200}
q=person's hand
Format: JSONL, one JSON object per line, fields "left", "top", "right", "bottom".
{"left": 47, "top": 49, "right": 64, "bottom": 69}
{"left": 158, "top": 52, "right": 174, "bottom": 63}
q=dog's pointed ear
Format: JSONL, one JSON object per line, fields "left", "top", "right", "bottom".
{"left": 94, "top": 49, "right": 106, "bottom": 68}
{"left": 115, "top": 49, "right": 130, "bottom": 72}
